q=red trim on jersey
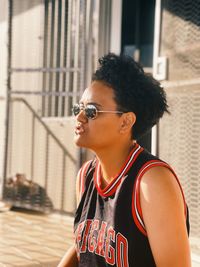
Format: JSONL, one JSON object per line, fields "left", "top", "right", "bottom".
{"left": 132, "top": 160, "right": 188, "bottom": 236}
{"left": 94, "top": 143, "right": 144, "bottom": 197}
{"left": 116, "top": 233, "right": 129, "bottom": 267}
{"left": 78, "top": 160, "right": 93, "bottom": 197}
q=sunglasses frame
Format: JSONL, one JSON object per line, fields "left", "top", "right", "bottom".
{"left": 72, "top": 103, "right": 123, "bottom": 120}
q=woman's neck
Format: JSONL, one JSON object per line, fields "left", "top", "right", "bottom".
{"left": 95, "top": 141, "right": 136, "bottom": 187}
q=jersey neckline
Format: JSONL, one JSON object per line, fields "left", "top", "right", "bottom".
{"left": 94, "top": 143, "right": 143, "bottom": 197}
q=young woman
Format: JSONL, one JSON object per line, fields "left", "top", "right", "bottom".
{"left": 58, "top": 53, "right": 191, "bottom": 267}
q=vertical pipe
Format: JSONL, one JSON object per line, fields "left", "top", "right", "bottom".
{"left": 3, "top": 0, "right": 13, "bottom": 195}
{"left": 98, "top": 0, "right": 112, "bottom": 57}
{"left": 42, "top": 0, "right": 49, "bottom": 117}
{"left": 61, "top": 152, "right": 66, "bottom": 211}
{"left": 98, "top": 0, "right": 104, "bottom": 58}
{"left": 151, "top": 0, "right": 162, "bottom": 156}
{"left": 61, "top": 0, "right": 68, "bottom": 116}
{"left": 7, "top": 100, "right": 13, "bottom": 176}
{"left": 44, "top": 133, "right": 49, "bottom": 191}
{"left": 55, "top": 0, "right": 62, "bottom": 116}
{"left": 85, "top": 0, "right": 94, "bottom": 85}
{"left": 66, "top": 0, "right": 72, "bottom": 115}
{"left": 48, "top": 0, "right": 55, "bottom": 116}
{"left": 79, "top": 0, "right": 86, "bottom": 96}
{"left": 105, "top": 0, "right": 111, "bottom": 53}
{"left": 78, "top": 0, "right": 87, "bottom": 169}
{"left": 72, "top": 0, "right": 80, "bottom": 105}
{"left": 30, "top": 115, "right": 35, "bottom": 180}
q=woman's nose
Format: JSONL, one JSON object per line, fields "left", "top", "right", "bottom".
{"left": 76, "top": 109, "right": 88, "bottom": 123}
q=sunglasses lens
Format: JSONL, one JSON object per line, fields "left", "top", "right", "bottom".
{"left": 72, "top": 104, "right": 80, "bottom": 116}
{"left": 85, "top": 105, "right": 97, "bottom": 119}
{"left": 72, "top": 104, "right": 97, "bottom": 119}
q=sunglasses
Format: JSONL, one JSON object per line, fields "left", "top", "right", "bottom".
{"left": 72, "top": 103, "right": 123, "bottom": 120}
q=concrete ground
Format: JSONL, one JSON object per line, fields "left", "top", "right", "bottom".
{"left": 0, "top": 209, "right": 74, "bottom": 267}
{"left": 0, "top": 208, "right": 199, "bottom": 267}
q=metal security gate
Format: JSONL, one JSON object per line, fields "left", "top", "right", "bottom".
{"left": 3, "top": 0, "right": 111, "bottom": 214}
{"left": 156, "top": 0, "right": 200, "bottom": 256}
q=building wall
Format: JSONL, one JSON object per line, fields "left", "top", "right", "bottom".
{"left": 158, "top": 0, "right": 200, "bottom": 241}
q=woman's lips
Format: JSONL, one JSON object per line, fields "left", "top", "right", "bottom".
{"left": 75, "top": 124, "right": 85, "bottom": 135}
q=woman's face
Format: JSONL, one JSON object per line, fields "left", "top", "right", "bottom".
{"left": 73, "top": 81, "right": 125, "bottom": 152}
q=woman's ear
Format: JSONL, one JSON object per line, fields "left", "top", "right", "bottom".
{"left": 120, "top": 112, "right": 136, "bottom": 134}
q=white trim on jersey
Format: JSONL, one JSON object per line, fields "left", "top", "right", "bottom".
{"left": 99, "top": 145, "right": 141, "bottom": 195}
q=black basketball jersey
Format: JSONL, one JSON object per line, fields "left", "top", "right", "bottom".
{"left": 74, "top": 143, "right": 189, "bottom": 267}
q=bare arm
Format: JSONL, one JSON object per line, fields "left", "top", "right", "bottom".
{"left": 140, "top": 166, "right": 191, "bottom": 267}
{"left": 57, "top": 245, "right": 78, "bottom": 267}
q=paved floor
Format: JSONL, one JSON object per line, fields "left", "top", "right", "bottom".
{"left": 0, "top": 208, "right": 200, "bottom": 267}
{"left": 0, "top": 209, "right": 74, "bottom": 267}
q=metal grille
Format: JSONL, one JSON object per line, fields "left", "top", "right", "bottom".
{"left": 41, "top": 0, "right": 83, "bottom": 117}
{"left": 3, "top": 0, "right": 111, "bottom": 213}
{"left": 158, "top": 0, "right": 200, "bottom": 253}
{"left": 10, "top": 0, "right": 86, "bottom": 117}
{"left": 160, "top": 0, "right": 200, "bottom": 81}
{"left": 159, "top": 85, "right": 200, "bottom": 235}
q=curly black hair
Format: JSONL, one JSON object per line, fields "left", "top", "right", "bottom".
{"left": 92, "top": 53, "right": 169, "bottom": 140}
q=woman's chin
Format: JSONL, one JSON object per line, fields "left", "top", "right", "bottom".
{"left": 74, "top": 135, "right": 87, "bottom": 148}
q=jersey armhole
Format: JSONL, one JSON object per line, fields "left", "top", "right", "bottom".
{"left": 131, "top": 160, "right": 188, "bottom": 236}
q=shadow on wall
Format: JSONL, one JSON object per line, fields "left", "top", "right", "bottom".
{"left": 0, "top": 0, "right": 41, "bottom": 22}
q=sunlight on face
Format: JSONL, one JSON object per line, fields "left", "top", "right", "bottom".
{"left": 74, "top": 81, "right": 123, "bottom": 151}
